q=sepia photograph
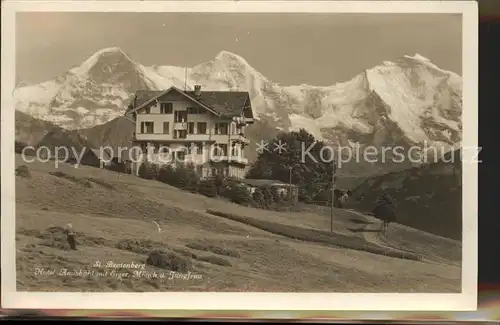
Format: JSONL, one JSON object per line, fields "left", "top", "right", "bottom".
{"left": 2, "top": 0, "right": 478, "bottom": 311}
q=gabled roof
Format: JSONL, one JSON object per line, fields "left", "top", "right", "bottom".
{"left": 127, "top": 87, "right": 219, "bottom": 116}
{"left": 126, "top": 86, "right": 253, "bottom": 118}
{"left": 184, "top": 90, "right": 251, "bottom": 117}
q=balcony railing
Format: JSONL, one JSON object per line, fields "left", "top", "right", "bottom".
{"left": 209, "top": 155, "right": 248, "bottom": 165}
{"left": 174, "top": 122, "right": 188, "bottom": 130}
{"left": 231, "top": 133, "right": 250, "bottom": 144}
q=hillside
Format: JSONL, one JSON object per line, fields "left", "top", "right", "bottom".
{"left": 15, "top": 110, "right": 97, "bottom": 156}
{"left": 15, "top": 155, "right": 461, "bottom": 292}
{"left": 15, "top": 110, "right": 60, "bottom": 146}
{"left": 14, "top": 47, "right": 462, "bottom": 176}
{"left": 347, "top": 149, "right": 462, "bottom": 240}
{"left": 77, "top": 116, "right": 135, "bottom": 153}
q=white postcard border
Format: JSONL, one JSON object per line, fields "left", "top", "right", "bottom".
{"left": 1, "top": 0, "right": 478, "bottom": 311}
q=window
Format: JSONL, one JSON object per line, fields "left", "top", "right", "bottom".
{"left": 145, "top": 107, "right": 151, "bottom": 114}
{"left": 196, "top": 143, "right": 204, "bottom": 154}
{"left": 187, "top": 122, "right": 195, "bottom": 134}
{"left": 140, "top": 121, "right": 154, "bottom": 134}
{"left": 197, "top": 122, "right": 207, "bottom": 134}
{"left": 174, "top": 130, "right": 187, "bottom": 139}
{"left": 159, "top": 145, "right": 170, "bottom": 153}
{"left": 176, "top": 151, "right": 186, "bottom": 161}
{"left": 231, "top": 123, "right": 237, "bottom": 135}
{"left": 214, "top": 123, "right": 228, "bottom": 135}
{"left": 163, "top": 122, "right": 170, "bottom": 134}
{"left": 174, "top": 111, "right": 187, "bottom": 123}
{"left": 231, "top": 144, "right": 240, "bottom": 157}
{"left": 211, "top": 167, "right": 226, "bottom": 176}
{"left": 188, "top": 142, "right": 203, "bottom": 155}
{"left": 188, "top": 142, "right": 196, "bottom": 154}
{"left": 160, "top": 102, "right": 173, "bottom": 114}
{"left": 215, "top": 144, "right": 228, "bottom": 156}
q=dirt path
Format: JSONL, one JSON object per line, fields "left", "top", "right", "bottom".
{"left": 342, "top": 209, "right": 459, "bottom": 266}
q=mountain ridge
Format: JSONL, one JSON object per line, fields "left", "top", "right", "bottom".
{"left": 14, "top": 47, "right": 463, "bottom": 176}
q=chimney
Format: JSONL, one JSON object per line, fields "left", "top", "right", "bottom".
{"left": 194, "top": 85, "right": 202, "bottom": 97}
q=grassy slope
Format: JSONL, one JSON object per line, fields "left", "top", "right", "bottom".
{"left": 15, "top": 154, "right": 461, "bottom": 292}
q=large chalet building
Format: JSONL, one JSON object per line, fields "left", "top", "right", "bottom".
{"left": 125, "top": 85, "right": 255, "bottom": 179}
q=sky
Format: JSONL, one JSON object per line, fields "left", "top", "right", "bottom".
{"left": 16, "top": 12, "right": 462, "bottom": 86}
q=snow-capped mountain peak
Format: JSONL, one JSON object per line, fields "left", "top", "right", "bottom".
{"left": 69, "top": 47, "right": 135, "bottom": 78}
{"left": 14, "top": 48, "right": 462, "bottom": 157}
{"left": 405, "top": 53, "right": 431, "bottom": 62}
{"left": 215, "top": 50, "right": 248, "bottom": 63}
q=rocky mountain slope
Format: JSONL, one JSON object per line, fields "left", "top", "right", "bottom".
{"left": 347, "top": 148, "right": 462, "bottom": 239}
{"left": 14, "top": 47, "right": 462, "bottom": 175}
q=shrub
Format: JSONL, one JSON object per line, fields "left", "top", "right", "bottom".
{"left": 157, "top": 165, "right": 176, "bottom": 183}
{"left": 15, "top": 165, "right": 31, "bottom": 178}
{"left": 218, "top": 179, "right": 253, "bottom": 205}
{"left": 271, "top": 187, "right": 283, "bottom": 204}
{"left": 252, "top": 188, "right": 265, "bottom": 207}
{"left": 213, "top": 174, "right": 228, "bottom": 196}
{"left": 198, "top": 178, "right": 218, "bottom": 197}
{"left": 175, "top": 164, "right": 200, "bottom": 191}
{"left": 107, "top": 162, "right": 128, "bottom": 174}
{"left": 157, "top": 164, "right": 200, "bottom": 191}
{"left": 146, "top": 250, "right": 191, "bottom": 272}
{"left": 227, "top": 185, "right": 253, "bottom": 205}
{"left": 261, "top": 185, "right": 275, "bottom": 208}
{"left": 138, "top": 162, "right": 157, "bottom": 180}
{"left": 15, "top": 141, "right": 29, "bottom": 154}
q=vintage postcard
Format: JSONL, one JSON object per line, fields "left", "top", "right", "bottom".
{"left": 1, "top": 0, "right": 478, "bottom": 311}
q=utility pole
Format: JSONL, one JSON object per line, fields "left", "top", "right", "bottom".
{"left": 330, "top": 159, "right": 336, "bottom": 233}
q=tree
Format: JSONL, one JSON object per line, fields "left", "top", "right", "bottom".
{"left": 15, "top": 141, "right": 28, "bottom": 154}
{"left": 247, "top": 129, "right": 335, "bottom": 203}
{"left": 270, "top": 187, "right": 283, "bottom": 205}
{"left": 213, "top": 174, "right": 228, "bottom": 196}
{"left": 157, "top": 164, "right": 199, "bottom": 192}
{"left": 175, "top": 164, "right": 200, "bottom": 192}
{"left": 227, "top": 185, "right": 253, "bottom": 206}
{"left": 373, "top": 192, "right": 397, "bottom": 235}
{"left": 260, "top": 185, "right": 275, "bottom": 208}
{"left": 252, "top": 188, "right": 266, "bottom": 207}
{"left": 138, "top": 161, "right": 156, "bottom": 180}
{"left": 197, "top": 178, "right": 218, "bottom": 197}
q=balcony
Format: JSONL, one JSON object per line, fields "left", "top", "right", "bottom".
{"left": 234, "top": 117, "right": 255, "bottom": 126}
{"left": 133, "top": 132, "right": 217, "bottom": 143}
{"left": 231, "top": 133, "right": 250, "bottom": 145}
{"left": 209, "top": 155, "right": 249, "bottom": 165}
{"left": 174, "top": 122, "right": 187, "bottom": 130}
